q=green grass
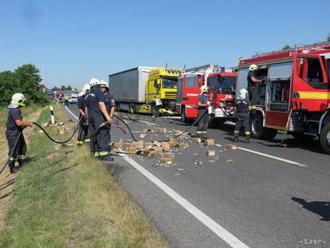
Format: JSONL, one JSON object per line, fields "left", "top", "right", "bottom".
{"left": 0, "top": 105, "right": 167, "bottom": 248}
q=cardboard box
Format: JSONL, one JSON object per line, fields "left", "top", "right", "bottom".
{"left": 207, "top": 150, "right": 216, "bottom": 157}
{"left": 161, "top": 142, "right": 171, "bottom": 152}
{"left": 178, "top": 142, "right": 189, "bottom": 150}
{"left": 192, "top": 138, "right": 202, "bottom": 143}
{"left": 169, "top": 137, "right": 177, "bottom": 148}
{"left": 162, "top": 152, "right": 174, "bottom": 159}
{"left": 224, "top": 144, "right": 237, "bottom": 150}
{"left": 203, "top": 139, "right": 214, "bottom": 146}
{"left": 160, "top": 157, "right": 173, "bottom": 166}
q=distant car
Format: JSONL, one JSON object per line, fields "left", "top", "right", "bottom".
{"left": 69, "top": 96, "right": 78, "bottom": 104}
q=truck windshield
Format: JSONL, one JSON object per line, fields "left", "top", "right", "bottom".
{"left": 162, "top": 77, "right": 177, "bottom": 88}
{"left": 208, "top": 76, "right": 235, "bottom": 92}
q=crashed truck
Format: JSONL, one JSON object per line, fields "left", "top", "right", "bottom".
{"left": 109, "top": 67, "right": 181, "bottom": 116}
{"left": 176, "top": 64, "right": 237, "bottom": 126}
{"left": 236, "top": 43, "right": 330, "bottom": 154}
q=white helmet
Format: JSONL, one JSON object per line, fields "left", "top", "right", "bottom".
{"left": 82, "top": 84, "right": 90, "bottom": 94}
{"left": 239, "top": 88, "right": 248, "bottom": 99}
{"left": 200, "top": 85, "right": 208, "bottom": 93}
{"left": 249, "top": 64, "right": 258, "bottom": 71}
{"left": 89, "top": 78, "right": 99, "bottom": 87}
{"left": 11, "top": 93, "right": 26, "bottom": 107}
{"left": 99, "top": 80, "right": 109, "bottom": 89}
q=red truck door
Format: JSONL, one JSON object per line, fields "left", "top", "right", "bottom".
{"left": 264, "top": 61, "right": 293, "bottom": 130}
{"left": 182, "top": 74, "right": 203, "bottom": 119}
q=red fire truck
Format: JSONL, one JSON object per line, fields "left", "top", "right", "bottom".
{"left": 207, "top": 71, "right": 237, "bottom": 126}
{"left": 176, "top": 72, "right": 205, "bottom": 122}
{"left": 176, "top": 65, "right": 237, "bottom": 125}
{"left": 236, "top": 43, "right": 330, "bottom": 154}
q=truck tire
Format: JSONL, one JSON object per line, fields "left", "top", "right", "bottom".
{"left": 250, "top": 113, "right": 263, "bottom": 138}
{"left": 129, "top": 103, "right": 135, "bottom": 114}
{"left": 320, "top": 123, "right": 330, "bottom": 154}
{"left": 151, "top": 105, "right": 160, "bottom": 117}
{"left": 292, "top": 132, "right": 315, "bottom": 141}
{"left": 181, "top": 107, "right": 186, "bottom": 123}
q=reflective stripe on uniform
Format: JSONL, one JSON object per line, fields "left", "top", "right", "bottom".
{"left": 245, "top": 131, "right": 251, "bottom": 136}
{"left": 84, "top": 139, "right": 90, "bottom": 143}
{"left": 197, "top": 131, "right": 208, "bottom": 134}
{"left": 9, "top": 157, "right": 17, "bottom": 161}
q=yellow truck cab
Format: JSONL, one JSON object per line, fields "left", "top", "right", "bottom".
{"left": 145, "top": 67, "right": 181, "bottom": 116}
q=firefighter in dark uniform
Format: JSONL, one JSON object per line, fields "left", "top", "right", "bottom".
{"left": 85, "top": 79, "right": 114, "bottom": 161}
{"left": 247, "top": 64, "right": 263, "bottom": 105}
{"left": 234, "top": 88, "right": 251, "bottom": 143}
{"left": 77, "top": 84, "right": 90, "bottom": 145}
{"left": 100, "top": 80, "right": 115, "bottom": 151}
{"left": 196, "top": 85, "right": 209, "bottom": 139}
{"left": 6, "top": 93, "right": 33, "bottom": 173}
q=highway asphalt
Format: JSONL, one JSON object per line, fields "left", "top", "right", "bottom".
{"left": 66, "top": 104, "right": 329, "bottom": 248}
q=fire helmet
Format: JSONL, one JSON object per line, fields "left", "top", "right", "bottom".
{"left": 200, "top": 85, "right": 208, "bottom": 93}
{"left": 239, "top": 88, "right": 248, "bottom": 99}
{"left": 11, "top": 93, "right": 26, "bottom": 107}
{"left": 89, "top": 78, "right": 99, "bottom": 87}
{"left": 249, "top": 64, "right": 258, "bottom": 71}
{"left": 82, "top": 84, "right": 90, "bottom": 94}
{"left": 99, "top": 80, "right": 109, "bottom": 89}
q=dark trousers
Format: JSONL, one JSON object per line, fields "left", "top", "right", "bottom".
{"left": 6, "top": 129, "right": 26, "bottom": 163}
{"left": 196, "top": 108, "right": 209, "bottom": 139}
{"left": 234, "top": 113, "right": 250, "bottom": 136}
{"left": 77, "top": 116, "right": 89, "bottom": 143}
{"left": 91, "top": 112, "right": 111, "bottom": 157}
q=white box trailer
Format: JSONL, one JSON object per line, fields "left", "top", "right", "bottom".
{"left": 109, "top": 66, "right": 156, "bottom": 103}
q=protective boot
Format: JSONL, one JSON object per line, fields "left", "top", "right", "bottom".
{"left": 18, "top": 159, "right": 26, "bottom": 168}
{"left": 245, "top": 135, "right": 250, "bottom": 143}
{"left": 8, "top": 161, "right": 17, "bottom": 174}
{"left": 234, "top": 135, "right": 239, "bottom": 142}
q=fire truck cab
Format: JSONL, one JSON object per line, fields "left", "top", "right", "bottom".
{"left": 176, "top": 72, "right": 204, "bottom": 122}
{"left": 237, "top": 43, "right": 330, "bottom": 154}
{"left": 207, "top": 70, "right": 237, "bottom": 125}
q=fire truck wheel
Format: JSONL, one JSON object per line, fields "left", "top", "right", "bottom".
{"left": 250, "top": 113, "right": 263, "bottom": 138}
{"left": 320, "top": 123, "right": 330, "bottom": 154}
{"left": 181, "top": 107, "right": 186, "bottom": 123}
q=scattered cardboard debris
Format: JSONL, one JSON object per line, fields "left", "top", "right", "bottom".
{"left": 169, "top": 137, "right": 177, "bottom": 148}
{"left": 140, "top": 133, "right": 146, "bottom": 139}
{"left": 192, "top": 138, "right": 202, "bottom": 144}
{"left": 224, "top": 144, "right": 237, "bottom": 150}
{"left": 161, "top": 142, "right": 171, "bottom": 152}
{"left": 177, "top": 142, "right": 189, "bottom": 150}
{"left": 159, "top": 128, "right": 167, "bottom": 133}
{"left": 203, "top": 139, "right": 214, "bottom": 146}
{"left": 207, "top": 150, "right": 216, "bottom": 157}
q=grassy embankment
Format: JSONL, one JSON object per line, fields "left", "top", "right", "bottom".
{"left": 0, "top": 105, "right": 166, "bottom": 248}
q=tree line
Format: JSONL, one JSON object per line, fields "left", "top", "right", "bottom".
{"left": 0, "top": 64, "right": 49, "bottom": 107}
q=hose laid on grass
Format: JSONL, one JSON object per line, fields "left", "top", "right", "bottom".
{"left": 0, "top": 133, "right": 23, "bottom": 176}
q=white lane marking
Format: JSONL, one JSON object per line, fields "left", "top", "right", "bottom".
{"left": 64, "top": 106, "right": 79, "bottom": 121}
{"left": 159, "top": 116, "right": 181, "bottom": 119}
{"left": 138, "top": 120, "right": 156, "bottom": 126}
{"left": 237, "top": 147, "right": 308, "bottom": 168}
{"left": 120, "top": 154, "right": 250, "bottom": 248}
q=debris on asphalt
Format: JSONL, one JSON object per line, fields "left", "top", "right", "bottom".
{"left": 224, "top": 144, "right": 237, "bottom": 150}
{"left": 175, "top": 168, "right": 186, "bottom": 176}
{"left": 207, "top": 150, "right": 216, "bottom": 157}
{"left": 192, "top": 138, "right": 202, "bottom": 144}
{"left": 203, "top": 139, "right": 214, "bottom": 146}
{"left": 225, "top": 159, "right": 233, "bottom": 164}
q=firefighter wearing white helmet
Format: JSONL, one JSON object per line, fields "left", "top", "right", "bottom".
{"left": 77, "top": 84, "right": 91, "bottom": 145}
{"left": 89, "top": 78, "right": 99, "bottom": 88}
{"left": 247, "top": 64, "right": 263, "bottom": 105}
{"left": 234, "top": 88, "right": 251, "bottom": 143}
{"left": 85, "top": 78, "right": 114, "bottom": 161}
{"left": 6, "top": 93, "right": 33, "bottom": 173}
{"left": 196, "top": 85, "right": 210, "bottom": 139}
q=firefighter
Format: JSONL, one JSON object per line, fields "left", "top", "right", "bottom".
{"left": 77, "top": 84, "right": 90, "bottom": 145}
{"left": 86, "top": 79, "right": 114, "bottom": 161}
{"left": 247, "top": 64, "right": 263, "bottom": 105}
{"left": 196, "top": 85, "right": 209, "bottom": 140}
{"left": 6, "top": 93, "right": 33, "bottom": 173}
{"left": 100, "top": 80, "right": 115, "bottom": 152}
{"left": 234, "top": 88, "right": 251, "bottom": 143}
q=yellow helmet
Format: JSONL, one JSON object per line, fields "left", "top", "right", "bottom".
{"left": 249, "top": 64, "right": 258, "bottom": 71}
{"left": 11, "top": 93, "right": 26, "bottom": 107}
